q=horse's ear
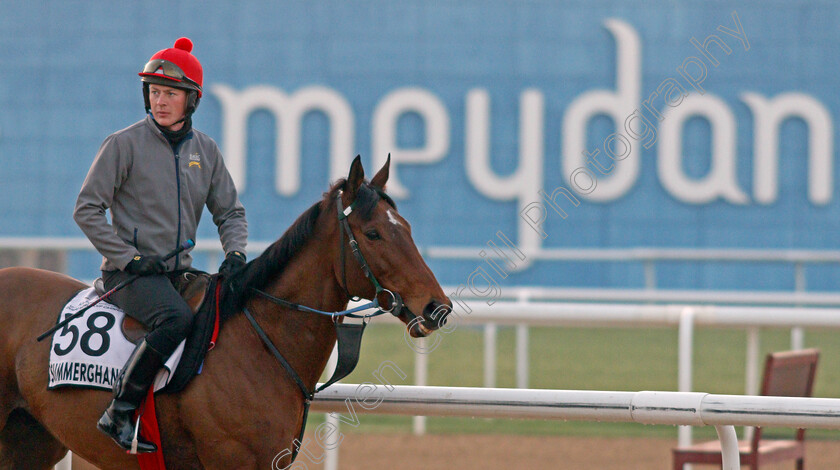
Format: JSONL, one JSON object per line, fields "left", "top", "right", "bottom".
{"left": 345, "top": 155, "right": 365, "bottom": 198}
{"left": 370, "top": 153, "right": 390, "bottom": 189}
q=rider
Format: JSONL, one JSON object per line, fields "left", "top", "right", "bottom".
{"left": 73, "top": 37, "right": 248, "bottom": 453}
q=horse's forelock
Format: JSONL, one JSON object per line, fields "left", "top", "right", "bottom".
{"left": 327, "top": 177, "right": 395, "bottom": 219}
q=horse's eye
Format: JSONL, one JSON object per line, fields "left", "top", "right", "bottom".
{"left": 365, "top": 230, "right": 381, "bottom": 241}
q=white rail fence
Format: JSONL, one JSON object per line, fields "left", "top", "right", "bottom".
{"left": 57, "top": 385, "right": 840, "bottom": 470}
{"left": 350, "top": 302, "right": 840, "bottom": 451}
{"left": 310, "top": 384, "right": 840, "bottom": 470}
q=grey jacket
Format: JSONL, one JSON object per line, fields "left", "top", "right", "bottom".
{"left": 74, "top": 115, "right": 247, "bottom": 272}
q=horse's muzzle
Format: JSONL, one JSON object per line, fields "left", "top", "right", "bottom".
{"left": 401, "top": 299, "right": 452, "bottom": 337}
{"left": 423, "top": 300, "right": 451, "bottom": 329}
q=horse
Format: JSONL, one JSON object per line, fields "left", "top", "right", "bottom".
{"left": 0, "top": 156, "right": 452, "bottom": 469}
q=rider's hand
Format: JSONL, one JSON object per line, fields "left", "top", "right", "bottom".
{"left": 219, "top": 251, "right": 246, "bottom": 277}
{"left": 124, "top": 255, "right": 167, "bottom": 276}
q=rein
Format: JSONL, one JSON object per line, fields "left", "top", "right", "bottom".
{"left": 242, "top": 188, "right": 403, "bottom": 464}
{"left": 249, "top": 289, "right": 391, "bottom": 320}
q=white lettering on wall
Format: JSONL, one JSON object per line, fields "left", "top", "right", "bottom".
{"left": 658, "top": 94, "right": 748, "bottom": 204}
{"left": 211, "top": 84, "right": 354, "bottom": 194}
{"left": 562, "top": 19, "right": 641, "bottom": 202}
{"left": 466, "top": 89, "right": 544, "bottom": 266}
{"left": 208, "top": 19, "right": 833, "bottom": 211}
{"left": 372, "top": 88, "right": 450, "bottom": 199}
{"left": 741, "top": 92, "right": 833, "bottom": 205}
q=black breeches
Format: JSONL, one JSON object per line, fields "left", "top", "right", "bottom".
{"left": 102, "top": 270, "right": 192, "bottom": 358}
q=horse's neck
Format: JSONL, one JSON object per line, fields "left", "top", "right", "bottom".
{"left": 246, "top": 242, "right": 347, "bottom": 392}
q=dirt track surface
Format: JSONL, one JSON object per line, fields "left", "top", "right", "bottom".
{"left": 73, "top": 434, "right": 840, "bottom": 469}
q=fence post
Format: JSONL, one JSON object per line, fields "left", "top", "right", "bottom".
{"left": 678, "top": 307, "right": 695, "bottom": 452}
{"left": 516, "top": 325, "right": 529, "bottom": 389}
{"left": 55, "top": 452, "right": 71, "bottom": 470}
{"left": 515, "top": 290, "right": 530, "bottom": 389}
{"left": 744, "top": 327, "right": 760, "bottom": 442}
{"left": 324, "top": 346, "right": 339, "bottom": 470}
{"left": 413, "top": 338, "right": 428, "bottom": 435}
{"left": 715, "top": 425, "right": 741, "bottom": 470}
{"left": 484, "top": 323, "right": 497, "bottom": 388}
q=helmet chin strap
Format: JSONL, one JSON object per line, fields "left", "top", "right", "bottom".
{"left": 170, "top": 114, "right": 188, "bottom": 127}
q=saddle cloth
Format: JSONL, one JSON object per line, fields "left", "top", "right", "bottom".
{"left": 48, "top": 287, "right": 184, "bottom": 391}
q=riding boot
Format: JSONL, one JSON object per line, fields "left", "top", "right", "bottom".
{"left": 96, "top": 339, "right": 164, "bottom": 453}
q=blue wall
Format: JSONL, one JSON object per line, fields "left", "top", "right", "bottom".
{"left": 1, "top": 1, "right": 839, "bottom": 291}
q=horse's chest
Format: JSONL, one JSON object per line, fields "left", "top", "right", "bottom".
{"left": 164, "top": 380, "right": 303, "bottom": 466}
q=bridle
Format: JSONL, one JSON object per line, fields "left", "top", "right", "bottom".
{"left": 249, "top": 189, "right": 404, "bottom": 321}
{"left": 241, "top": 186, "right": 406, "bottom": 464}
{"left": 335, "top": 189, "right": 403, "bottom": 315}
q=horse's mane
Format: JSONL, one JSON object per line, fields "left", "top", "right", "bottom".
{"left": 220, "top": 178, "right": 394, "bottom": 324}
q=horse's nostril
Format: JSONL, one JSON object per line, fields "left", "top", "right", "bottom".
{"left": 424, "top": 301, "right": 451, "bottom": 328}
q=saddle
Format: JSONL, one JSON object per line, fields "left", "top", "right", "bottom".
{"left": 93, "top": 271, "right": 220, "bottom": 393}
{"left": 94, "top": 272, "right": 211, "bottom": 344}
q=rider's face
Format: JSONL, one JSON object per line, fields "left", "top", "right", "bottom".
{"left": 148, "top": 84, "right": 188, "bottom": 130}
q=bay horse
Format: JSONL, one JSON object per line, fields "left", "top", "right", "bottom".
{"left": 0, "top": 156, "right": 451, "bottom": 469}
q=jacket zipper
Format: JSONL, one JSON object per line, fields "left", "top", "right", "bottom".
{"left": 173, "top": 142, "right": 184, "bottom": 271}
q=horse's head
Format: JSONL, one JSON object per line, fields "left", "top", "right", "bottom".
{"left": 333, "top": 155, "right": 452, "bottom": 337}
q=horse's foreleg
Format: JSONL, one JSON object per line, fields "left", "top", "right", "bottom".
{"left": 0, "top": 269, "right": 79, "bottom": 468}
{"left": 0, "top": 408, "right": 67, "bottom": 469}
{"left": 0, "top": 353, "right": 68, "bottom": 469}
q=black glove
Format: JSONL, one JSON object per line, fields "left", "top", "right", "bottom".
{"left": 125, "top": 255, "right": 166, "bottom": 276}
{"left": 219, "top": 251, "right": 246, "bottom": 277}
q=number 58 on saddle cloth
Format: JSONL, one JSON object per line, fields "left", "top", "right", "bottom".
{"left": 48, "top": 287, "right": 184, "bottom": 391}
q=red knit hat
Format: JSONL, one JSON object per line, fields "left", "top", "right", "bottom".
{"left": 139, "top": 37, "right": 203, "bottom": 97}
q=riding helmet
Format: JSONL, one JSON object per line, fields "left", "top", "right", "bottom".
{"left": 138, "top": 37, "right": 203, "bottom": 114}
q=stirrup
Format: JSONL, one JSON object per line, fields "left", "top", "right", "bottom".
{"left": 130, "top": 415, "right": 141, "bottom": 454}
